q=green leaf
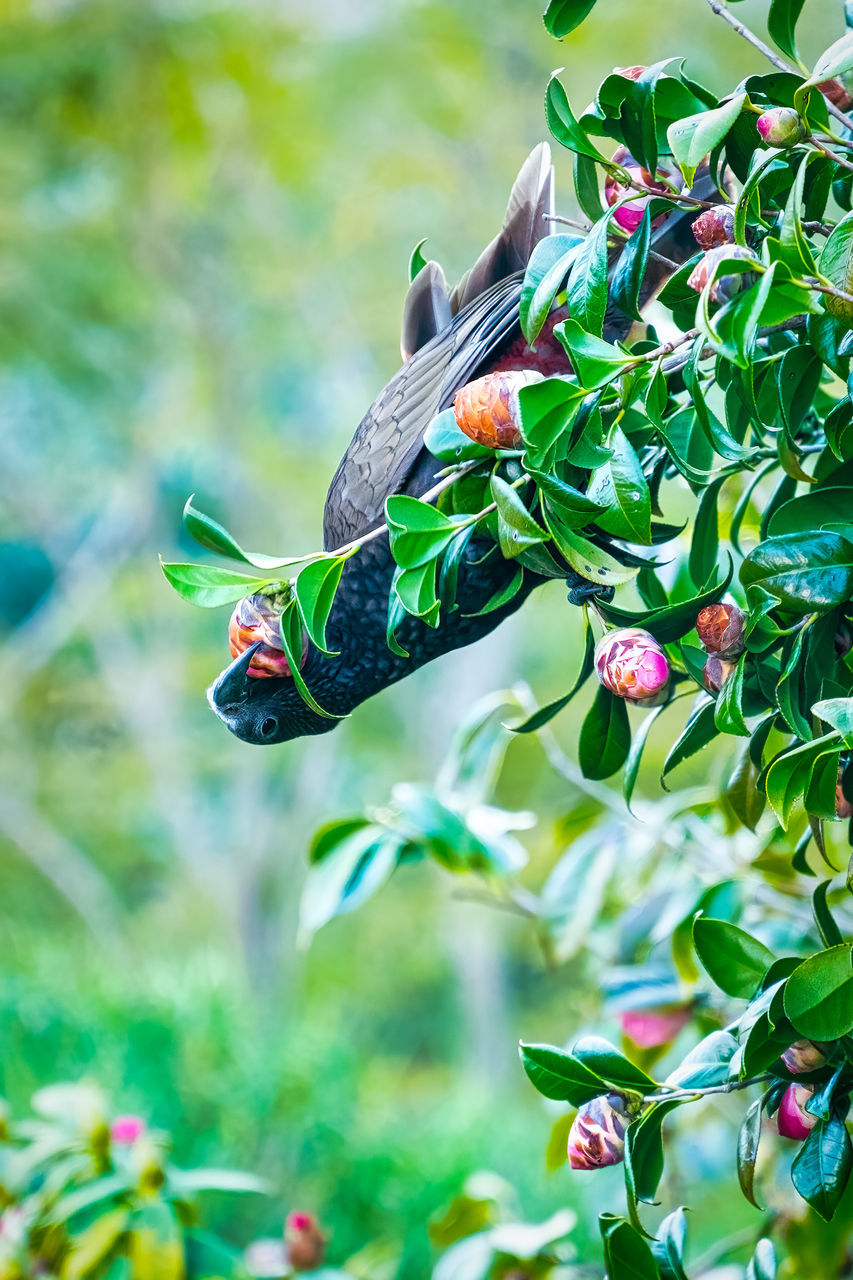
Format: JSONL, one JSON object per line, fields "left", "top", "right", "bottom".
{"left": 667, "top": 94, "right": 748, "bottom": 187}
{"left": 692, "top": 916, "right": 773, "bottom": 998}
{"left": 737, "top": 1094, "right": 765, "bottom": 1210}
{"left": 791, "top": 1114, "right": 853, "bottom": 1221}
{"left": 280, "top": 602, "right": 341, "bottom": 720}
{"left": 182, "top": 495, "right": 301, "bottom": 570}
{"left": 160, "top": 561, "right": 277, "bottom": 608}
{"left": 293, "top": 556, "right": 345, "bottom": 655}
{"left": 624, "top": 703, "right": 665, "bottom": 812}
{"left": 519, "top": 1041, "right": 608, "bottom": 1104}
{"left": 546, "top": 74, "right": 608, "bottom": 163}
{"left": 408, "top": 237, "right": 428, "bottom": 282}
{"left": 578, "top": 684, "right": 631, "bottom": 780}
{"left": 741, "top": 532, "right": 853, "bottom": 614}
{"left": 803, "top": 33, "right": 853, "bottom": 90}
{"left": 489, "top": 475, "right": 548, "bottom": 559}
{"left": 625, "top": 1100, "right": 684, "bottom": 1205}
{"left": 571, "top": 1035, "right": 659, "bottom": 1093}
{"left": 566, "top": 212, "right": 611, "bottom": 336}
{"left": 586, "top": 425, "right": 652, "bottom": 543}
{"left": 783, "top": 945, "right": 853, "bottom": 1039}
{"left": 714, "top": 656, "right": 750, "bottom": 737}
{"left": 665, "top": 1030, "right": 738, "bottom": 1089}
{"left": 662, "top": 699, "right": 719, "bottom": 780}
{"left": 599, "top": 1215, "right": 662, "bottom": 1280}
{"left": 610, "top": 207, "right": 652, "bottom": 322}
{"left": 511, "top": 621, "right": 595, "bottom": 733}
{"left": 520, "top": 235, "right": 584, "bottom": 345}
{"left": 423, "top": 408, "right": 493, "bottom": 463}
{"left": 768, "top": 0, "right": 807, "bottom": 61}
{"left": 543, "top": 0, "right": 598, "bottom": 37}
{"left": 813, "top": 698, "right": 853, "bottom": 747}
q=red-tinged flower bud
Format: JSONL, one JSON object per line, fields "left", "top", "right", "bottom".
{"left": 696, "top": 602, "right": 746, "bottom": 659}
{"left": 568, "top": 1093, "right": 637, "bottom": 1170}
{"left": 621, "top": 1006, "right": 691, "bottom": 1049}
{"left": 687, "top": 245, "right": 756, "bottom": 301}
{"left": 782, "top": 1040, "right": 827, "bottom": 1075}
{"left": 777, "top": 1084, "right": 817, "bottom": 1140}
{"left": 228, "top": 592, "right": 306, "bottom": 679}
{"left": 613, "top": 65, "right": 646, "bottom": 81}
{"left": 756, "top": 107, "right": 807, "bottom": 149}
{"left": 691, "top": 205, "right": 735, "bottom": 250}
{"left": 604, "top": 145, "right": 681, "bottom": 234}
{"left": 702, "top": 655, "right": 737, "bottom": 694}
{"left": 816, "top": 78, "right": 853, "bottom": 111}
{"left": 285, "top": 1211, "right": 326, "bottom": 1272}
{"left": 111, "top": 1114, "right": 145, "bottom": 1145}
{"left": 837, "top": 770, "right": 853, "bottom": 820}
{"left": 453, "top": 369, "right": 543, "bottom": 449}
{"left": 595, "top": 627, "right": 671, "bottom": 706}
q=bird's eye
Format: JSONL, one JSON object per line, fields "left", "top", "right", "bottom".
{"left": 260, "top": 716, "right": 278, "bottom": 738}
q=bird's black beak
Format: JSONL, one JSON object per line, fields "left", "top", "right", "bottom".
{"left": 208, "top": 642, "right": 261, "bottom": 720}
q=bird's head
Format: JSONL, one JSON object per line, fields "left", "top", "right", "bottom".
{"left": 207, "top": 595, "right": 338, "bottom": 745}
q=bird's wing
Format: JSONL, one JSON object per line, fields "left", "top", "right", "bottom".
{"left": 323, "top": 144, "right": 555, "bottom": 550}
{"left": 323, "top": 275, "right": 522, "bottom": 549}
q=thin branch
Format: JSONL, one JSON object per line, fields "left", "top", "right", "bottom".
{"left": 703, "top": 0, "right": 853, "bottom": 133}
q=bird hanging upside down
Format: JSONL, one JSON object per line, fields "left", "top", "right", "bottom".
{"left": 209, "top": 144, "right": 704, "bottom": 745}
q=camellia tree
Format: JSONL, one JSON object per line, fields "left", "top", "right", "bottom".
{"left": 161, "top": 0, "right": 853, "bottom": 1275}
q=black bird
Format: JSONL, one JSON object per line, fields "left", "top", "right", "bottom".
{"left": 210, "top": 144, "right": 699, "bottom": 744}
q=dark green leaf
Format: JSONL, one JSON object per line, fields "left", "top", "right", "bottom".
{"left": 578, "top": 684, "right": 631, "bottom": 780}
{"left": 692, "top": 916, "right": 773, "bottom": 998}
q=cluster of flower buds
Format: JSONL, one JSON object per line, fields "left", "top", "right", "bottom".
{"left": 594, "top": 627, "right": 671, "bottom": 707}
{"left": 453, "top": 369, "right": 544, "bottom": 450}
{"left": 687, "top": 244, "right": 757, "bottom": 303}
{"left": 604, "top": 145, "right": 682, "bottom": 235}
{"left": 695, "top": 601, "right": 745, "bottom": 694}
{"left": 777, "top": 1083, "right": 818, "bottom": 1141}
{"left": 567, "top": 1092, "right": 639, "bottom": 1170}
{"left": 620, "top": 1005, "right": 692, "bottom": 1049}
{"left": 285, "top": 1211, "right": 327, "bottom": 1272}
{"left": 756, "top": 107, "right": 808, "bottom": 149}
{"left": 691, "top": 205, "right": 735, "bottom": 250}
{"left": 781, "top": 1040, "right": 827, "bottom": 1075}
{"left": 228, "top": 591, "right": 301, "bottom": 679}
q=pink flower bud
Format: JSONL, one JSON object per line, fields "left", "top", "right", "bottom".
{"left": 604, "top": 146, "right": 681, "bottom": 234}
{"left": 696, "top": 602, "right": 746, "bottom": 658}
{"left": 621, "top": 1006, "right": 691, "bottom": 1049}
{"left": 594, "top": 627, "right": 670, "bottom": 706}
{"left": 756, "top": 107, "right": 807, "bottom": 149}
{"left": 777, "top": 1084, "right": 817, "bottom": 1141}
{"left": 782, "top": 1040, "right": 827, "bottom": 1075}
{"left": 228, "top": 592, "right": 306, "bottom": 679}
{"left": 687, "top": 245, "right": 756, "bottom": 301}
{"left": 691, "top": 205, "right": 735, "bottom": 250}
{"left": 285, "top": 1211, "right": 326, "bottom": 1272}
{"left": 568, "top": 1093, "right": 635, "bottom": 1170}
{"left": 702, "top": 655, "right": 738, "bottom": 694}
{"left": 111, "top": 1114, "right": 145, "bottom": 1145}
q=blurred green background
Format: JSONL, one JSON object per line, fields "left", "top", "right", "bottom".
{"left": 0, "top": 0, "right": 842, "bottom": 1275}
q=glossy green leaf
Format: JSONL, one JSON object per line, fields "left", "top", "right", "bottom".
{"left": 692, "top": 916, "right": 773, "bottom": 998}
{"left": 519, "top": 1042, "right": 608, "bottom": 1104}
{"left": 783, "top": 945, "right": 853, "bottom": 1039}
{"left": 667, "top": 94, "right": 748, "bottom": 186}
{"left": 578, "top": 684, "right": 631, "bottom": 780}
